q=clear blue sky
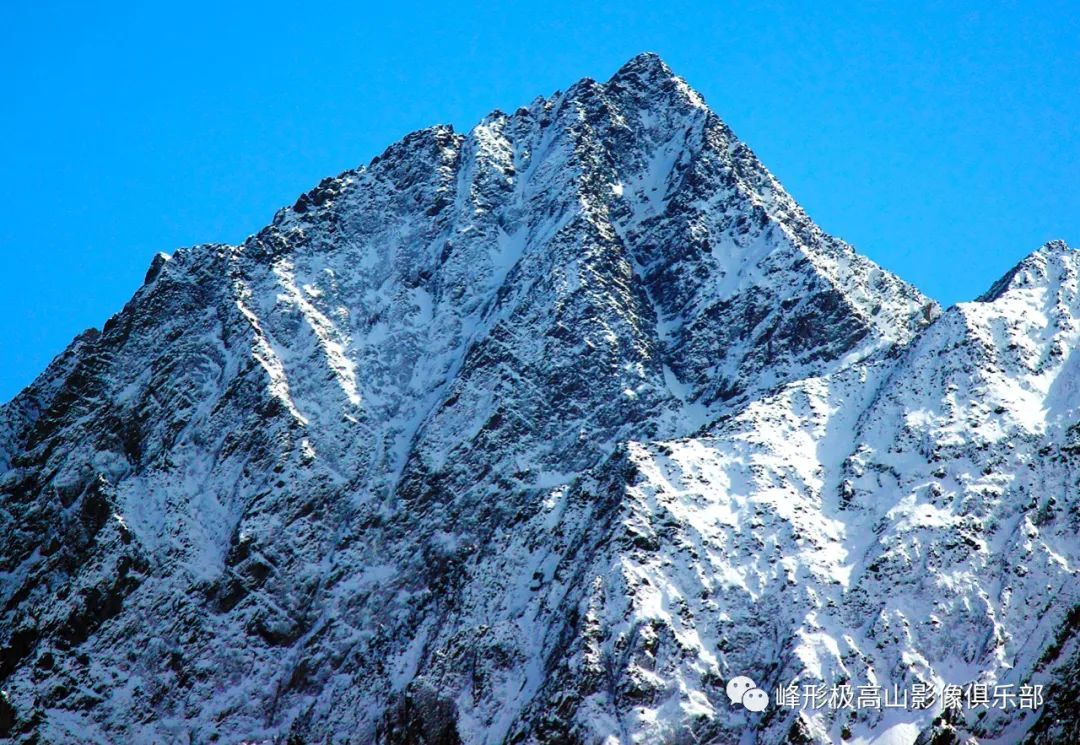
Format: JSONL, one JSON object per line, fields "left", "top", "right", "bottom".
{"left": 2, "top": 1, "right": 1077, "bottom": 403}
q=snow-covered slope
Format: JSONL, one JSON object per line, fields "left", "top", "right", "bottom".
{"left": 553, "top": 241, "right": 1080, "bottom": 744}
{"left": 0, "top": 54, "right": 1075, "bottom": 744}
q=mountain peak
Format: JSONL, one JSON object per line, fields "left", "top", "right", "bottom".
{"left": 1036, "top": 238, "right": 1073, "bottom": 255}
{"left": 599, "top": 52, "right": 707, "bottom": 120}
{"left": 609, "top": 51, "right": 673, "bottom": 82}
{"left": 4, "top": 54, "right": 1071, "bottom": 745}
{"left": 977, "top": 239, "right": 1077, "bottom": 302}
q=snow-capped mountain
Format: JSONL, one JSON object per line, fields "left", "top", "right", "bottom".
{"left": 0, "top": 53, "right": 1076, "bottom": 744}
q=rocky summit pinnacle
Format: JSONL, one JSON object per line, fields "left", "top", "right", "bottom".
{"left": 609, "top": 50, "right": 672, "bottom": 79}
{"left": 1, "top": 55, "right": 1077, "bottom": 745}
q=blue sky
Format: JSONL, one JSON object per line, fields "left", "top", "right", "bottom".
{"left": 2, "top": 1, "right": 1077, "bottom": 403}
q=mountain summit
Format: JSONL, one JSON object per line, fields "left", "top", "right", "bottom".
{"left": 1, "top": 55, "right": 1076, "bottom": 745}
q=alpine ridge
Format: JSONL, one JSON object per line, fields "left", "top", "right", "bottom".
{"left": 0, "top": 53, "right": 1076, "bottom": 745}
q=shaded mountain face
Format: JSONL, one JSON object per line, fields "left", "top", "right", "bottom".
{"left": 0, "top": 53, "right": 1074, "bottom": 744}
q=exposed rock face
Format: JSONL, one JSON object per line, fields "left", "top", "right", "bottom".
{"left": 0, "top": 54, "right": 1075, "bottom": 744}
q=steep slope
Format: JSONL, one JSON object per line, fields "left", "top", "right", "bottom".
{"left": 543, "top": 241, "right": 1080, "bottom": 744}
{"left": 844, "top": 241, "right": 1080, "bottom": 744}
{"left": 3, "top": 54, "right": 1071, "bottom": 745}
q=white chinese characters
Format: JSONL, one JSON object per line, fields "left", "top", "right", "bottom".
{"left": 771, "top": 680, "right": 1043, "bottom": 712}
